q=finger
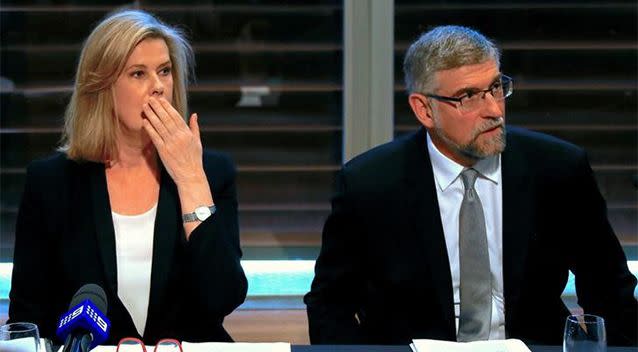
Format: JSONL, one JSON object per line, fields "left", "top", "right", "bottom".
{"left": 148, "top": 97, "right": 177, "bottom": 131}
{"left": 189, "top": 113, "right": 201, "bottom": 141}
{"left": 142, "top": 103, "right": 170, "bottom": 140}
{"left": 142, "top": 118, "right": 165, "bottom": 149}
{"left": 157, "top": 97, "right": 186, "bottom": 127}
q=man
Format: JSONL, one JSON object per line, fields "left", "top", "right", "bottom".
{"left": 304, "top": 26, "right": 637, "bottom": 346}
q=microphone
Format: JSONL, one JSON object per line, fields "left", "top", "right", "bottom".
{"left": 56, "top": 284, "right": 111, "bottom": 352}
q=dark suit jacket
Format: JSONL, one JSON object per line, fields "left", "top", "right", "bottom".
{"left": 9, "top": 150, "right": 248, "bottom": 345}
{"left": 305, "top": 126, "right": 637, "bottom": 346}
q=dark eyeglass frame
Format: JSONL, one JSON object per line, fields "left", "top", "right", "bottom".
{"left": 424, "top": 74, "right": 513, "bottom": 107}
{"left": 117, "top": 337, "right": 183, "bottom": 352}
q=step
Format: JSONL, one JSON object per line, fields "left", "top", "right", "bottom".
{"left": 0, "top": 91, "right": 344, "bottom": 129}
{"left": 0, "top": 130, "right": 343, "bottom": 168}
{"left": 0, "top": 204, "right": 331, "bottom": 261}
{"left": 1, "top": 5, "right": 342, "bottom": 46}
{"left": 0, "top": 49, "right": 344, "bottom": 85}
{"left": 394, "top": 4, "right": 637, "bottom": 42}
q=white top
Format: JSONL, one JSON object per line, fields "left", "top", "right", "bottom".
{"left": 112, "top": 203, "right": 157, "bottom": 337}
{"left": 426, "top": 133, "right": 506, "bottom": 340}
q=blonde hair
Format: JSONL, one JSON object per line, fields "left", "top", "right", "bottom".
{"left": 59, "top": 9, "right": 194, "bottom": 162}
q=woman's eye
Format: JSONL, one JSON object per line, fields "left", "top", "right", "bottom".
{"left": 131, "top": 71, "right": 144, "bottom": 78}
{"left": 160, "top": 67, "right": 172, "bottom": 75}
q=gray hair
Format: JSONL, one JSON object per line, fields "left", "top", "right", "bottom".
{"left": 403, "top": 25, "right": 500, "bottom": 94}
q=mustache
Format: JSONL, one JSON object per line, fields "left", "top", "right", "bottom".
{"left": 477, "top": 117, "right": 505, "bottom": 134}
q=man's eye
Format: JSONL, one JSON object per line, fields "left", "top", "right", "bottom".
{"left": 463, "top": 91, "right": 476, "bottom": 99}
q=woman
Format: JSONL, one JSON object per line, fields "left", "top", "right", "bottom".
{"left": 8, "top": 9, "right": 247, "bottom": 344}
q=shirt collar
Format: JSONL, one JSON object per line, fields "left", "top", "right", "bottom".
{"left": 426, "top": 131, "right": 501, "bottom": 191}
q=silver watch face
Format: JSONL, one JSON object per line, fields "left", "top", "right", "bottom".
{"left": 194, "top": 206, "right": 212, "bottom": 221}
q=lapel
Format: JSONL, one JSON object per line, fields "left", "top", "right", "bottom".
{"left": 89, "top": 162, "right": 118, "bottom": 297}
{"left": 144, "top": 164, "right": 181, "bottom": 337}
{"left": 404, "top": 128, "right": 456, "bottom": 337}
{"left": 501, "top": 129, "right": 535, "bottom": 325}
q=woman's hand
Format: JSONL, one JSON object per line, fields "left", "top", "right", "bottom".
{"left": 142, "top": 96, "right": 204, "bottom": 187}
{"left": 143, "top": 96, "right": 214, "bottom": 238}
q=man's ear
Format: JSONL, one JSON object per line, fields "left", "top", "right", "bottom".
{"left": 408, "top": 93, "right": 435, "bottom": 129}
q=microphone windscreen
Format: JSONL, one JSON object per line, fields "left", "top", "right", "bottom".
{"left": 69, "top": 284, "right": 108, "bottom": 314}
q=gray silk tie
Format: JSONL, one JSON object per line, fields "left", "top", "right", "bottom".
{"left": 457, "top": 168, "right": 492, "bottom": 341}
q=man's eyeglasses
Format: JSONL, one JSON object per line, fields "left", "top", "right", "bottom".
{"left": 117, "top": 337, "right": 182, "bottom": 352}
{"left": 425, "top": 74, "right": 513, "bottom": 113}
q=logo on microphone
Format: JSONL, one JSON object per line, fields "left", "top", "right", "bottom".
{"left": 58, "top": 306, "right": 84, "bottom": 327}
{"left": 86, "top": 304, "right": 109, "bottom": 332}
{"left": 56, "top": 299, "right": 111, "bottom": 348}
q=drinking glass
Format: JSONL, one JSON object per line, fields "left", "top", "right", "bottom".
{"left": 0, "top": 322, "right": 40, "bottom": 352}
{"left": 563, "top": 314, "right": 606, "bottom": 352}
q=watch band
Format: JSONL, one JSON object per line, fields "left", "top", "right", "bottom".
{"left": 182, "top": 205, "right": 216, "bottom": 222}
{"left": 182, "top": 212, "right": 199, "bottom": 222}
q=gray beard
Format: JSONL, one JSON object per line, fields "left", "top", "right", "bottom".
{"left": 433, "top": 117, "right": 507, "bottom": 162}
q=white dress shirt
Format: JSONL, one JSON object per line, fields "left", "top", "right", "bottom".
{"left": 112, "top": 204, "right": 157, "bottom": 337}
{"left": 426, "top": 133, "right": 506, "bottom": 340}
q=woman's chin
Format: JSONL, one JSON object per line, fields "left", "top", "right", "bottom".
{"left": 116, "top": 126, "right": 150, "bottom": 146}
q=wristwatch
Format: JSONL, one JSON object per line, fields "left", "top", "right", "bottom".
{"left": 182, "top": 205, "right": 216, "bottom": 222}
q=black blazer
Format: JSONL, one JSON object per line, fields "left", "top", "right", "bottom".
{"left": 305, "top": 127, "right": 637, "bottom": 346}
{"left": 9, "top": 150, "right": 248, "bottom": 345}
